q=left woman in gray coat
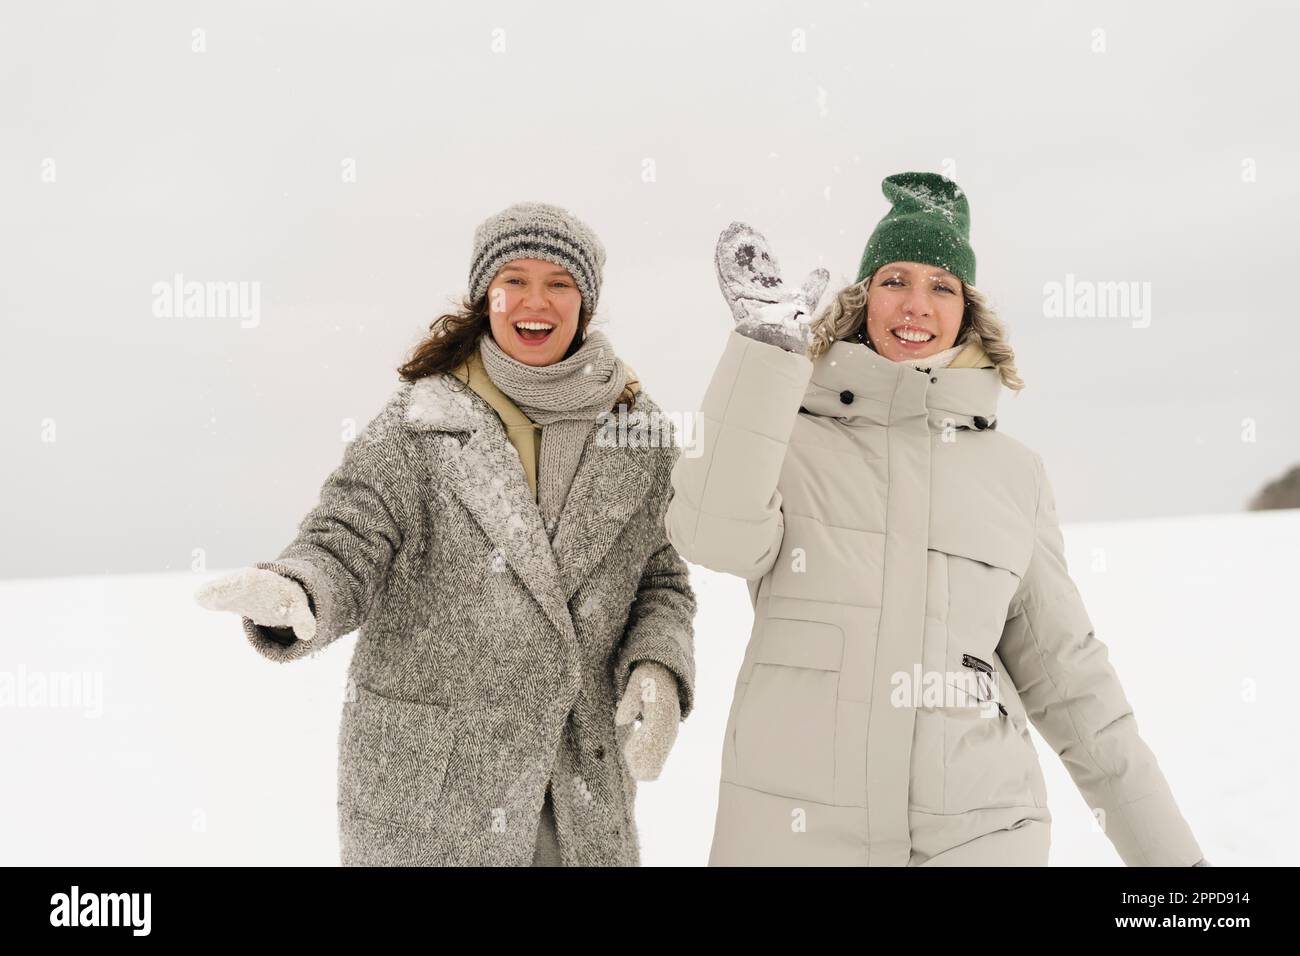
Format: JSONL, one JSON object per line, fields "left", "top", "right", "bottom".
{"left": 196, "top": 202, "right": 696, "bottom": 866}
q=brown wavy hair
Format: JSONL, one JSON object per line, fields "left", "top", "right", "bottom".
{"left": 397, "top": 293, "right": 593, "bottom": 382}
{"left": 807, "top": 271, "right": 1025, "bottom": 391}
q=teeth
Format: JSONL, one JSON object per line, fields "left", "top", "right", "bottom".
{"left": 893, "top": 328, "right": 934, "bottom": 343}
{"left": 515, "top": 322, "right": 553, "bottom": 331}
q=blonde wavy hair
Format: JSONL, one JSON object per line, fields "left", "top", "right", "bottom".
{"left": 806, "top": 270, "right": 1025, "bottom": 391}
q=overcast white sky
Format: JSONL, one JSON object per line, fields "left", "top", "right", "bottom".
{"left": 3, "top": 0, "right": 1298, "bottom": 579}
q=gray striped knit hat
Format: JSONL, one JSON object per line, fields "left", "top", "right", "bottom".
{"left": 468, "top": 201, "right": 606, "bottom": 314}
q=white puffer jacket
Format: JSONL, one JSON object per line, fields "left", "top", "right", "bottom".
{"left": 666, "top": 329, "right": 1203, "bottom": 866}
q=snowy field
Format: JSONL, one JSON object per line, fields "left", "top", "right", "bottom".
{"left": 1, "top": 508, "right": 1294, "bottom": 866}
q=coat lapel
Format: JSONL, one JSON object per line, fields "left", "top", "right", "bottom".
{"left": 405, "top": 375, "right": 572, "bottom": 638}
{"left": 405, "top": 373, "right": 657, "bottom": 627}
{"left": 549, "top": 429, "right": 656, "bottom": 603}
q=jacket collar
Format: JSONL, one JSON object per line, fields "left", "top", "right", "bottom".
{"left": 403, "top": 373, "right": 655, "bottom": 637}
{"left": 800, "top": 338, "right": 1002, "bottom": 431}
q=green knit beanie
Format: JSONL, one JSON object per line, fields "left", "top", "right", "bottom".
{"left": 855, "top": 171, "right": 976, "bottom": 286}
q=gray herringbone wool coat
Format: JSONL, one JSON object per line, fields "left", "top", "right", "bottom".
{"left": 242, "top": 372, "right": 696, "bottom": 866}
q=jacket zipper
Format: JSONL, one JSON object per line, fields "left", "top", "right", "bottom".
{"left": 961, "top": 653, "right": 1008, "bottom": 716}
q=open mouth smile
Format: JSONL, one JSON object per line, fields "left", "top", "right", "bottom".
{"left": 890, "top": 324, "right": 936, "bottom": 349}
{"left": 514, "top": 320, "right": 555, "bottom": 345}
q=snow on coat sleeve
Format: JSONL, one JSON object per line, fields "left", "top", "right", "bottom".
{"left": 665, "top": 329, "right": 814, "bottom": 580}
{"left": 996, "top": 455, "right": 1204, "bottom": 866}
{"left": 243, "top": 392, "right": 424, "bottom": 663}
{"left": 614, "top": 454, "right": 698, "bottom": 720}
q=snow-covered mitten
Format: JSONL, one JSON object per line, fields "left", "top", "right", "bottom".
{"left": 714, "top": 221, "right": 829, "bottom": 354}
{"left": 614, "top": 661, "right": 680, "bottom": 781}
{"left": 194, "top": 567, "right": 317, "bottom": 643}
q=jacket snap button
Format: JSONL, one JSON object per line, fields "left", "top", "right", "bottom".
{"left": 839, "top": 390, "right": 854, "bottom": 404}
{"left": 973, "top": 415, "right": 988, "bottom": 429}
{"left": 930, "top": 376, "right": 938, "bottom": 383}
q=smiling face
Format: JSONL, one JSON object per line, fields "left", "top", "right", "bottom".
{"left": 863, "top": 261, "right": 966, "bottom": 362}
{"left": 486, "top": 258, "right": 583, "bottom": 366}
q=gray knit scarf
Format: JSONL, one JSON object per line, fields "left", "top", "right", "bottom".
{"left": 478, "top": 328, "right": 627, "bottom": 537}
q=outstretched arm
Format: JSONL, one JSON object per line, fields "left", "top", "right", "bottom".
{"left": 198, "top": 391, "right": 426, "bottom": 663}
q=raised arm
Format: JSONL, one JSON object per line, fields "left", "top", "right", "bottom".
{"left": 663, "top": 222, "right": 823, "bottom": 580}
{"left": 665, "top": 331, "right": 812, "bottom": 579}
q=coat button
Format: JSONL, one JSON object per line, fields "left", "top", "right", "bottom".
{"left": 930, "top": 376, "right": 938, "bottom": 383}
{"left": 973, "top": 415, "right": 988, "bottom": 429}
{"left": 839, "top": 390, "right": 854, "bottom": 404}
{"left": 594, "top": 746, "right": 605, "bottom": 760}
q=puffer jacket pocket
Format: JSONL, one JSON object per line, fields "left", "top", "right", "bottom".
{"left": 941, "top": 652, "right": 1038, "bottom": 813}
{"left": 733, "top": 618, "right": 844, "bottom": 805}
{"left": 338, "top": 683, "right": 458, "bottom": 831}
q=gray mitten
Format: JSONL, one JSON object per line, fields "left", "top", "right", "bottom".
{"left": 194, "top": 566, "right": 317, "bottom": 643}
{"left": 614, "top": 661, "right": 680, "bottom": 781}
{"left": 715, "top": 221, "right": 829, "bottom": 354}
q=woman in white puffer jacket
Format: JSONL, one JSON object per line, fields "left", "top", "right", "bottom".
{"left": 666, "top": 171, "right": 1209, "bottom": 867}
